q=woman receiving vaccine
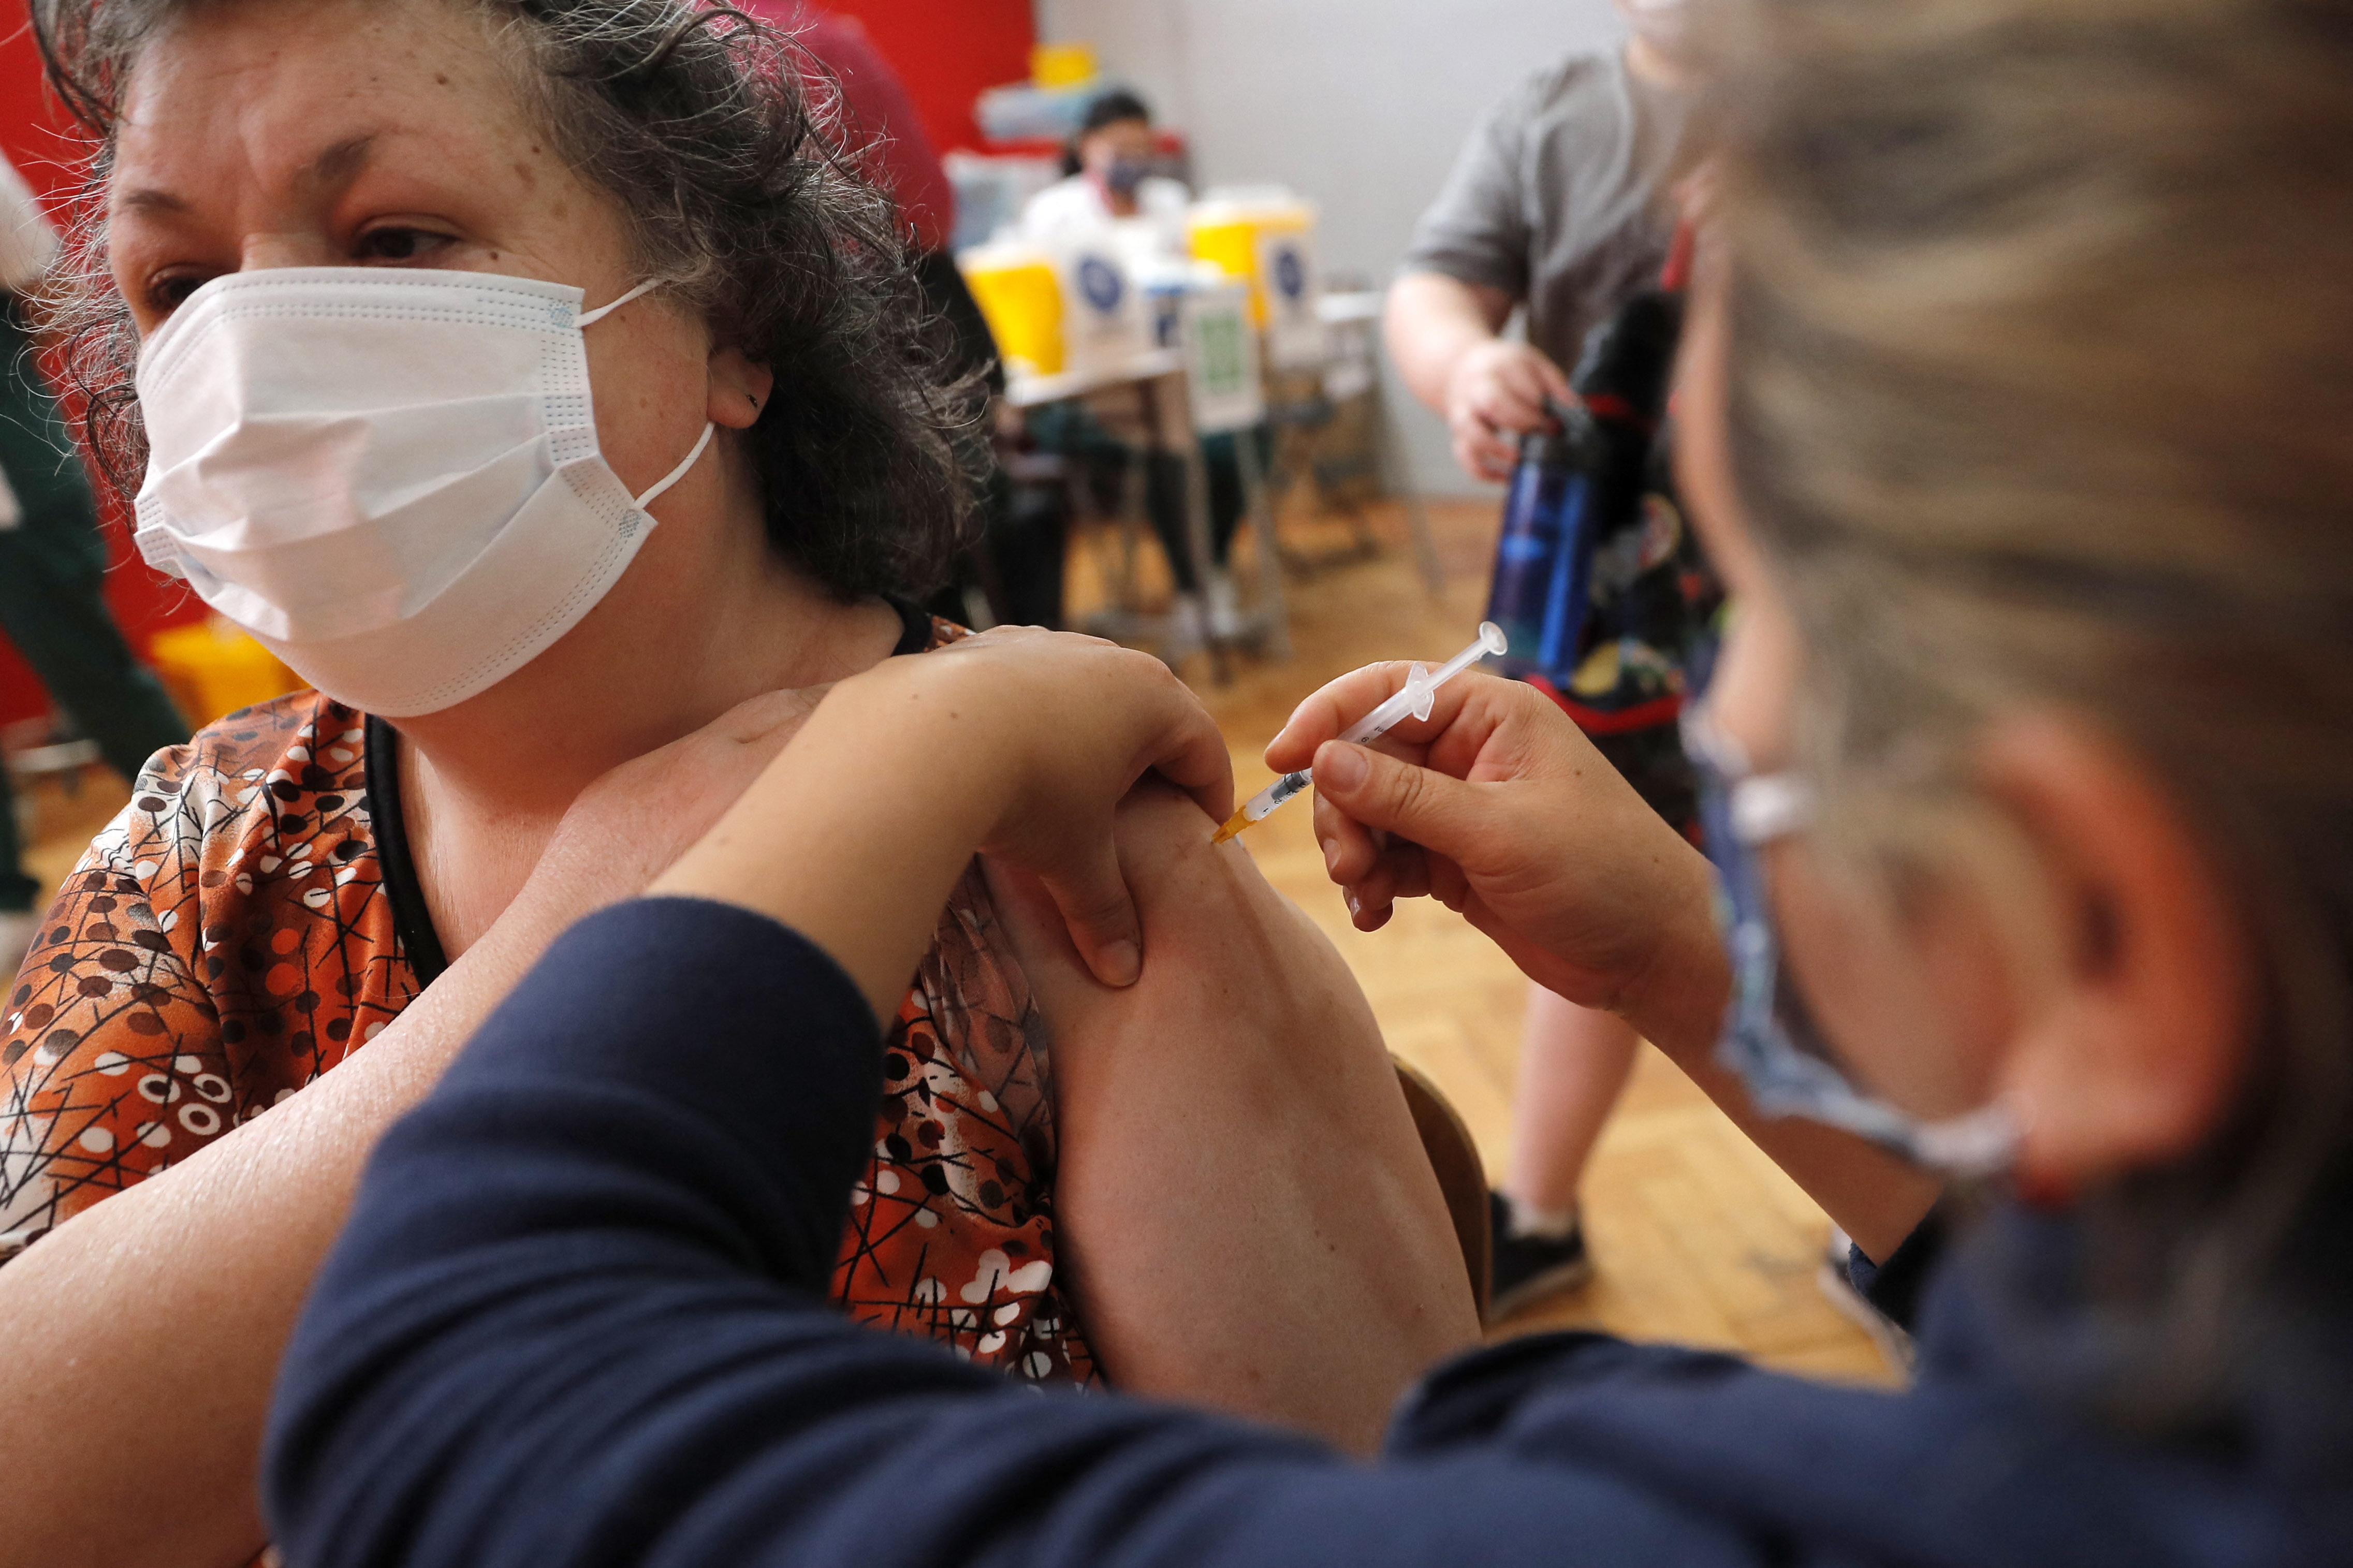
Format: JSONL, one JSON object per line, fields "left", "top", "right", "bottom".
{"left": 0, "top": 4, "right": 1475, "bottom": 1564}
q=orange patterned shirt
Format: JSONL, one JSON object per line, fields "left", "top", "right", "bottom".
{"left": 0, "top": 623, "right": 1095, "bottom": 1391}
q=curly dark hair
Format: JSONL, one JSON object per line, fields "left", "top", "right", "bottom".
{"left": 31, "top": 0, "right": 980, "bottom": 602}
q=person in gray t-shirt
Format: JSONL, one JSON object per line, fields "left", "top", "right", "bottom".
{"left": 1387, "top": 4, "right": 1691, "bottom": 481}
{"left": 1382, "top": 1, "right": 1696, "bottom": 1319}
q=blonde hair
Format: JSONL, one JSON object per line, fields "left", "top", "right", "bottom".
{"left": 1710, "top": 0, "right": 2353, "bottom": 1420}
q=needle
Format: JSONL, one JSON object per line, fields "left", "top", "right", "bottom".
{"left": 1211, "top": 622, "right": 1508, "bottom": 844}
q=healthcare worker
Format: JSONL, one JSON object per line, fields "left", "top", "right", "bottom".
{"left": 1021, "top": 89, "right": 1191, "bottom": 256}
{"left": 267, "top": 0, "right": 2353, "bottom": 1560}
{"left": 1020, "top": 90, "right": 1253, "bottom": 646}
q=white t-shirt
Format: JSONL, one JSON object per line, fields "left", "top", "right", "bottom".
{"left": 1021, "top": 173, "right": 1190, "bottom": 256}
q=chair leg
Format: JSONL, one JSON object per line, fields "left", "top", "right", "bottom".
{"left": 1231, "top": 423, "right": 1293, "bottom": 663}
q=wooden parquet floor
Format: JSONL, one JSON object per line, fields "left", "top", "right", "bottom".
{"left": 13, "top": 495, "right": 1895, "bottom": 1386}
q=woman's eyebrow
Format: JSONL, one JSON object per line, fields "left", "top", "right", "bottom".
{"left": 114, "top": 186, "right": 189, "bottom": 215}
{"left": 296, "top": 133, "right": 376, "bottom": 196}
{"left": 115, "top": 132, "right": 378, "bottom": 218}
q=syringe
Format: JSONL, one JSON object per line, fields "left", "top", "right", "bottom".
{"left": 1211, "top": 622, "right": 1508, "bottom": 844}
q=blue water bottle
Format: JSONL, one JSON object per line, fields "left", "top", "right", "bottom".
{"left": 1484, "top": 400, "right": 1603, "bottom": 687}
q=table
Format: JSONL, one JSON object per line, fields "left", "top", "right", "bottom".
{"left": 1001, "top": 348, "right": 1183, "bottom": 412}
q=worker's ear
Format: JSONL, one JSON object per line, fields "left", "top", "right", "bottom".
{"left": 1975, "top": 713, "right": 2255, "bottom": 1197}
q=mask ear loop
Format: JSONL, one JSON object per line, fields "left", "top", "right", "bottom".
{"left": 633, "top": 422, "right": 715, "bottom": 510}
{"left": 576, "top": 277, "right": 667, "bottom": 328}
{"left": 573, "top": 279, "right": 713, "bottom": 512}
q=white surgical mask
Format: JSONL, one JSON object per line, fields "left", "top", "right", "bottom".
{"left": 133, "top": 267, "right": 714, "bottom": 716}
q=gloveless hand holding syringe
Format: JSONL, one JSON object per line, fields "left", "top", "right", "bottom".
{"left": 1212, "top": 622, "right": 1510, "bottom": 844}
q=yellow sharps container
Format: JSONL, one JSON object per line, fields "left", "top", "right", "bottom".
{"left": 1186, "top": 193, "right": 1316, "bottom": 329}
{"left": 958, "top": 242, "right": 1066, "bottom": 378}
{"left": 1029, "top": 43, "right": 1098, "bottom": 90}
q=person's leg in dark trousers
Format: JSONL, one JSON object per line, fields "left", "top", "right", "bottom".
{"left": 1197, "top": 426, "right": 1273, "bottom": 567}
{"left": 1135, "top": 428, "right": 1280, "bottom": 595}
{"left": 0, "top": 299, "right": 187, "bottom": 917}
{"left": 1142, "top": 426, "right": 1273, "bottom": 591}
{"left": 1138, "top": 448, "right": 1203, "bottom": 594}
{"left": 1146, "top": 424, "right": 1271, "bottom": 637}
{"left": 1028, "top": 407, "right": 1264, "bottom": 618}
{"left": 1026, "top": 400, "right": 1194, "bottom": 596}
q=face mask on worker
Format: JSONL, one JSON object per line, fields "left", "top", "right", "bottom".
{"left": 1103, "top": 156, "right": 1150, "bottom": 199}
{"left": 132, "top": 268, "right": 713, "bottom": 717}
{"left": 1680, "top": 704, "right": 2023, "bottom": 1178}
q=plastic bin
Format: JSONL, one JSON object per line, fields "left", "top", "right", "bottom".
{"left": 959, "top": 242, "right": 1066, "bottom": 376}
{"left": 1030, "top": 43, "right": 1098, "bottom": 89}
{"left": 1187, "top": 189, "right": 1328, "bottom": 370}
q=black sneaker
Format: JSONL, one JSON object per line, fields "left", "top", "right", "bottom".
{"left": 1486, "top": 1189, "right": 1593, "bottom": 1322}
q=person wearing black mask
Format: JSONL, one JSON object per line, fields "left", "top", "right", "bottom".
{"left": 1020, "top": 89, "right": 1254, "bottom": 648}
{"left": 1021, "top": 89, "right": 1190, "bottom": 254}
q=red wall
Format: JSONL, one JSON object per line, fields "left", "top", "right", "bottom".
{"left": 825, "top": 0, "right": 1034, "bottom": 153}
{"left": 0, "top": 0, "right": 1034, "bottom": 731}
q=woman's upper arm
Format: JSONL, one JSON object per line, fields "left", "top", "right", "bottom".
{"left": 984, "top": 786, "right": 1480, "bottom": 1450}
